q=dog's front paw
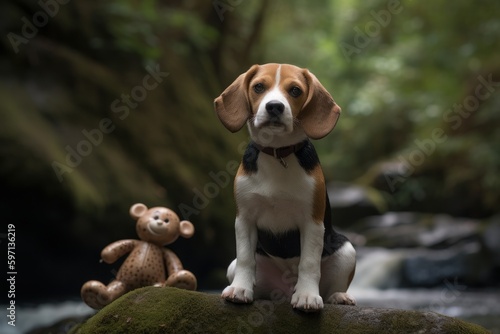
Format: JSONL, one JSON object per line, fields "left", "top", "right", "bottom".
{"left": 221, "top": 285, "right": 253, "bottom": 304}
{"left": 327, "top": 292, "right": 356, "bottom": 305}
{"left": 291, "top": 291, "right": 323, "bottom": 312}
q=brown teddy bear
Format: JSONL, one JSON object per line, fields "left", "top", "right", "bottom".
{"left": 81, "top": 203, "right": 197, "bottom": 309}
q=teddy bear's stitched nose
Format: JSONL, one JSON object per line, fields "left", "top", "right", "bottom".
{"left": 156, "top": 221, "right": 163, "bottom": 226}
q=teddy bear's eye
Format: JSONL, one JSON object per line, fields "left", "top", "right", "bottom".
{"left": 164, "top": 218, "right": 170, "bottom": 223}
{"left": 153, "top": 215, "right": 159, "bottom": 220}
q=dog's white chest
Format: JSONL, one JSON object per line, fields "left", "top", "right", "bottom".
{"left": 235, "top": 154, "right": 315, "bottom": 234}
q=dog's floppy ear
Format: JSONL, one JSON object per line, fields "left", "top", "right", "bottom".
{"left": 214, "top": 65, "right": 259, "bottom": 132}
{"left": 299, "top": 70, "right": 341, "bottom": 139}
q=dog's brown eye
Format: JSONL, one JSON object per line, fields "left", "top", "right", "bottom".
{"left": 253, "top": 83, "right": 265, "bottom": 93}
{"left": 289, "top": 86, "right": 302, "bottom": 98}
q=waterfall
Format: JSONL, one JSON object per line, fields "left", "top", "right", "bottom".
{"left": 350, "top": 247, "right": 406, "bottom": 289}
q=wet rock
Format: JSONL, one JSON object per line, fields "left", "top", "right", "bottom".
{"left": 417, "top": 215, "right": 479, "bottom": 248}
{"left": 402, "top": 242, "right": 481, "bottom": 287}
{"left": 483, "top": 215, "right": 500, "bottom": 264}
{"left": 327, "top": 182, "right": 386, "bottom": 228}
{"left": 350, "top": 212, "right": 495, "bottom": 287}
{"left": 352, "top": 212, "right": 480, "bottom": 249}
{"left": 351, "top": 212, "right": 426, "bottom": 248}
{"left": 72, "top": 287, "right": 489, "bottom": 334}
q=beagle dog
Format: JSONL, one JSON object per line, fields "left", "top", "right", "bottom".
{"left": 214, "top": 63, "right": 356, "bottom": 312}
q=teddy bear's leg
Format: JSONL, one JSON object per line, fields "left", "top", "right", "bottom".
{"left": 81, "top": 280, "right": 127, "bottom": 309}
{"left": 165, "top": 269, "right": 197, "bottom": 290}
{"left": 81, "top": 280, "right": 109, "bottom": 309}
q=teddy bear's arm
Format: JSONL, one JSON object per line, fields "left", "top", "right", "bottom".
{"left": 162, "top": 248, "right": 184, "bottom": 275}
{"left": 101, "top": 240, "right": 138, "bottom": 264}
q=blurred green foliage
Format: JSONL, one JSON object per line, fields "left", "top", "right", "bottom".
{"left": 258, "top": 0, "right": 500, "bottom": 215}
{"left": 104, "top": 0, "right": 219, "bottom": 61}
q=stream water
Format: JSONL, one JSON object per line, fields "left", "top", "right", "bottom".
{"left": 349, "top": 246, "right": 500, "bottom": 333}
{"left": 351, "top": 287, "right": 500, "bottom": 332}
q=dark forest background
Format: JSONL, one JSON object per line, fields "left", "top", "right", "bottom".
{"left": 1, "top": 0, "right": 499, "bottom": 302}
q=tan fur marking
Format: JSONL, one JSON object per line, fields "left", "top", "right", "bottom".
{"left": 248, "top": 64, "right": 309, "bottom": 119}
{"left": 234, "top": 163, "right": 246, "bottom": 216}
{"left": 310, "top": 164, "right": 326, "bottom": 223}
{"left": 277, "top": 64, "right": 309, "bottom": 117}
{"left": 248, "top": 64, "right": 279, "bottom": 113}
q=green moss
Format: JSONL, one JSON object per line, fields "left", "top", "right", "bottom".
{"left": 74, "top": 287, "right": 490, "bottom": 334}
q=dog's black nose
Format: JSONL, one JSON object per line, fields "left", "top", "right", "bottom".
{"left": 265, "top": 101, "right": 285, "bottom": 118}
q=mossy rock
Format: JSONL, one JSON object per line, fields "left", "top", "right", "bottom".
{"left": 72, "top": 287, "right": 488, "bottom": 334}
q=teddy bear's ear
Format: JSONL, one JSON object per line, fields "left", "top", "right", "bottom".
{"left": 179, "top": 220, "right": 195, "bottom": 239}
{"left": 130, "top": 203, "right": 148, "bottom": 219}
